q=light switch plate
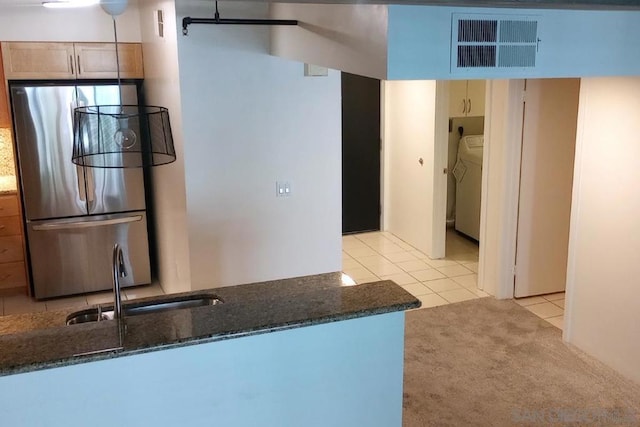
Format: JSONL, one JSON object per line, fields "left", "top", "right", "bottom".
{"left": 276, "top": 181, "right": 291, "bottom": 197}
{"left": 304, "top": 64, "right": 328, "bottom": 77}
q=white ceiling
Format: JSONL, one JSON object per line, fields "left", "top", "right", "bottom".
{"left": 263, "top": 0, "right": 640, "bottom": 9}
{"left": 1, "top": 0, "right": 639, "bottom": 10}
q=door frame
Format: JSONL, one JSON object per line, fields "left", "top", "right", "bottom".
{"left": 381, "top": 80, "right": 445, "bottom": 256}
{"left": 512, "top": 78, "right": 579, "bottom": 298}
{"left": 379, "top": 77, "right": 524, "bottom": 295}
{"left": 432, "top": 80, "right": 496, "bottom": 292}
{"left": 379, "top": 80, "right": 386, "bottom": 230}
{"left": 431, "top": 80, "right": 449, "bottom": 260}
{"left": 477, "top": 79, "right": 525, "bottom": 298}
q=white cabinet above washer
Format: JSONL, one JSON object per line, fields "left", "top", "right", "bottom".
{"left": 449, "top": 80, "right": 486, "bottom": 118}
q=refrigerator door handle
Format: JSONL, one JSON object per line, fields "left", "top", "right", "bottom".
{"left": 32, "top": 215, "right": 142, "bottom": 231}
{"left": 71, "top": 99, "right": 88, "bottom": 204}
{"left": 86, "top": 167, "right": 96, "bottom": 204}
{"left": 76, "top": 165, "right": 87, "bottom": 202}
{"left": 69, "top": 100, "right": 77, "bottom": 119}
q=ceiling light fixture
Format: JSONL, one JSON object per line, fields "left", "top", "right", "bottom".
{"left": 71, "top": 0, "right": 176, "bottom": 168}
{"left": 42, "top": 0, "right": 99, "bottom": 9}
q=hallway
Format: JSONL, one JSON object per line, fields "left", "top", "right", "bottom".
{"left": 343, "top": 230, "right": 565, "bottom": 329}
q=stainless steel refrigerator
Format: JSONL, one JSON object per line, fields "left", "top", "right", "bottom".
{"left": 11, "top": 83, "right": 151, "bottom": 299}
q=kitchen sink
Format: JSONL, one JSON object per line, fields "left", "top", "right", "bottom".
{"left": 66, "top": 311, "right": 109, "bottom": 325}
{"left": 66, "top": 294, "right": 223, "bottom": 325}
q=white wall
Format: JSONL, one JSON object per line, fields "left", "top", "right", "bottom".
{"left": 176, "top": 1, "right": 342, "bottom": 289}
{"left": 565, "top": 77, "right": 640, "bottom": 384}
{"left": 0, "top": 313, "right": 406, "bottom": 426}
{"left": 270, "top": 3, "right": 388, "bottom": 80}
{"left": 0, "top": 2, "right": 141, "bottom": 42}
{"left": 383, "top": 80, "right": 445, "bottom": 257}
{"left": 269, "top": 5, "right": 640, "bottom": 82}
{"left": 138, "top": 0, "right": 191, "bottom": 294}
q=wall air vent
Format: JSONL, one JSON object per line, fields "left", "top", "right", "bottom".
{"left": 452, "top": 14, "right": 540, "bottom": 74}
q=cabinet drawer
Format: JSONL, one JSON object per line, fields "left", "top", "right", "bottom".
{"left": 0, "top": 261, "right": 26, "bottom": 289}
{"left": 0, "top": 195, "right": 19, "bottom": 217}
{"left": 0, "top": 215, "right": 22, "bottom": 236}
{"left": 0, "top": 235, "right": 23, "bottom": 263}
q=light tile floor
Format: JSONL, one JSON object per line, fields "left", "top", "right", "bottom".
{"left": 343, "top": 230, "right": 565, "bottom": 330}
{"left": 513, "top": 292, "right": 565, "bottom": 330}
{"left": 0, "top": 231, "right": 565, "bottom": 331}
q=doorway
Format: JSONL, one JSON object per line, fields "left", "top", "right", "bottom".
{"left": 341, "top": 72, "right": 381, "bottom": 234}
{"left": 513, "top": 78, "right": 580, "bottom": 298}
{"left": 480, "top": 78, "right": 581, "bottom": 300}
{"left": 445, "top": 80, "right": 486, "bottom": 265}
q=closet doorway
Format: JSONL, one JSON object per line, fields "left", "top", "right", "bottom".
{"left": 341, "top": 72, "right": 381, "bottom": 234}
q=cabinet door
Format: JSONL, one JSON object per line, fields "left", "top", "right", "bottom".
{"left": 0, "top": 195, "right": 19, "bottom": 217}
{"left": 466, "top": 79, "right": 486, "bottom": 117}
{"left": 1, "top": 42, "right": 76, "bottom": 80}
{"left": 0, "top": 44, "right": 10, "bottom": 128}
{"left": 0, "top": 235, "right": 23, "bottom": 263}
{"left": 0, "top": 261, "right": 27, "bottom": 293}
{"left": 448, "top": 80, "right": 468, "bottom": 117}
{"left": 75, "top": 43, "right": 144, "bottom": 79}
{"left": 0, "top": 216, "right": 22, "bottom": 237}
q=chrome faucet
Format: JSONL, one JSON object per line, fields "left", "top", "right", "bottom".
{"left": 112, "top": 243, "right": 127, "bottom": 319}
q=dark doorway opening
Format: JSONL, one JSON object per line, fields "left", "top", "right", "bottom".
{"left": 341, "top": 72, "right": 381, "bottom": 234}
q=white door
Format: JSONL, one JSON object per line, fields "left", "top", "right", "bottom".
{"left": 514, "top": 78, "right": 580, "bottom": 297}
{"left": 382, "top": 80, "right": 448, "bottom": 258}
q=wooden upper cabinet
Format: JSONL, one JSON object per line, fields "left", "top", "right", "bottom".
{"left": 0, "top": 44, "right": 10, "bottom": 128}
{"left": 1, "top": 41, "right": 144, "bottom": 80}
{"left": 2, "top": 42, "right": 76, "bottom": 80}
{"left": 75, "top": 43, "right": 144, "bottom": 79}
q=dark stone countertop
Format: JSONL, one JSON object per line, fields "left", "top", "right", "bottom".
{"left": 0, "top": 272, "right": 420, "bottom": 376}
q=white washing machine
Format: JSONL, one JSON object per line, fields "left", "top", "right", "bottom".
{"left": 453, "top": 135, "right": 484, "bottom": 240}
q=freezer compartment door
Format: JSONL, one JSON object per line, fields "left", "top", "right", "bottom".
{"left": 26, "top": 212, "right": 151, "bottom": 299}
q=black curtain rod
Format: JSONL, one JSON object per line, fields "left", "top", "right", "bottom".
{"left": 182, "top": 17, "right": 299, "bottom": 35}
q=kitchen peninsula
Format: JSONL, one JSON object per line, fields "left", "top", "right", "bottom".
{"left": 0, "top": 273, "right": 418, "bottom": 426}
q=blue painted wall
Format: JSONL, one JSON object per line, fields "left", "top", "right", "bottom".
{"left": 387, "top": 6, "right": 640, "bottom": 80}
{"left": 0, "top": 313, "right": 405, "bottom": 426}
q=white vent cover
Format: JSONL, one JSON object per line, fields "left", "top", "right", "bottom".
{"left": 451, "top": 14, "right": 540, "bottom": 74}
{"left": 156, "top": 9, "right": 165, "bottom": 39}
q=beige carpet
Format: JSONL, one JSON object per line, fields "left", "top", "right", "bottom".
{"left": 403, "top": 298, "right": 640, "bottom": 426}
